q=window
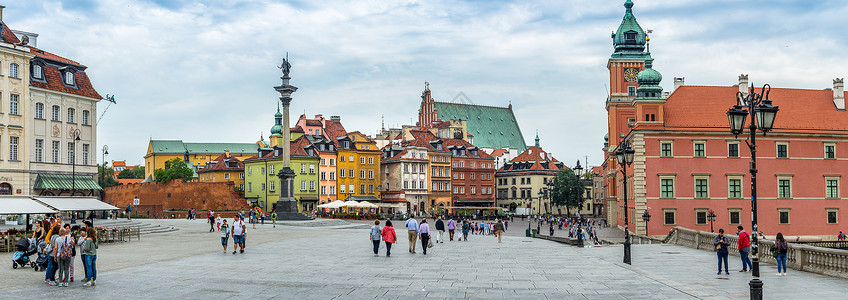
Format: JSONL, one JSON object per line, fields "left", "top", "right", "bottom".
{"left": 778, "top": 209, "right": 790, "bottom": 224}
{"left": 309, "top": 164, "right": 315, "bottom": 174}
{"left": 660, "top": 142, "right": 672, "bottom": 157}
{"left": 369, "top": 185, "right": 374, "bottom": 194}
{"left": 239, "top": 173, "right": 244, "bottom": 179}
{"left": 261, "top": 167, "right": 265, "bottom": 175}
{"left": 35, "top": 103, "right": 44, "bottom": 119}
{"left": 330, "top": 158, "right": 335, "bottom": 166}
{"left": 67, "top": 142, "right": 75, "bottom": 164}
{"left": 694, "top": 142, "right": 705, "bottom": 157}
{"left": 628, "top": 86, "right": 636, "bottom": 96}
{"left": 248, "top": 167, "right": 252, "bottom": 176}
{"left": 695, "top": 210, "right": 707, "bottom": 225}
{"left": 729, "top": 209, "right": 741, "bottom": 225}
{"left": 360, "top": 170, "right": 365, "bottom": 179}
{"left": 329, "top": 172, "right": 335, "bottom": 180}
{"left": 9, "top": 136, "right": 17, "bottom": 161}
{"left": 727, "top": 143, "right": 739, "bottom": 157}
{"left": 728, "top": 178, "right": 742, "bottom": 198}
{"left": 320, "top": 158, "right": 326, "bottom": 166}
{"left": 320, "top": 172, "right": 326, "bottom": 180}
{"left": 35, "top": 139, "right": 43, "bottom": 162}
{"left": 404, "top": 181, "right": 409, "bottom": 189}
{"left": 660, "top": 177, "right": 674, "bottom": 198}
{"left": 340, "top": 184, "right": 346, "bottom": 193}
{"left": 9, "top": 63, "right": 18, "bottom": 78}
{"left": 52, "top": 141, "right": 59, "bottom": 163}
{"left": 339, "top": 168, "right": 345, "bottom": 178}
{"left": 340, "top": 155, "right": 346, "bottom": 162}
{"left": 776, "top": 143, "right": 788, "bottom": 158}
{"left": 82, "top": 144, "right": 89, "bottom": 165}
{"left": 663, "top": 209, "right": 676, "bottom": 225}
{"left": 33, "top": 65, "right": 42, "bottom": 79}
{"left": 825, "top": 144, "right": 836, "bottom": 159}
{"left": 411, "top": 181, "right": 417, "bottom": 189}
{"left": 368, "top": 157, "right": 373, "bottom": 164}
{"left": 360, "top": 157, "right": 365, "bottom": 164}
{"left": 261, "top": 183, "right": 266, "bottom": 191}
{"left": 310, "top": 181, "right": 315, "bottom": 190}
{"left": 52, "top": 106, "right": 60, "bottom": 121}
{"left": 270, "top": 164, "right": 275, "bottom": 175}
{"left": 778, "top": 178, "right": 792, "bottom": 198}
{"left": 300, "top": 180, "right": 306, "bottom": 191}
{"left": 625, "top": 32, "right": 636, "bottom": 40}
{"left": 64, "top": 71, "right": 74, "bottom": 85}
{"left": 368, "top": 170, "right": 373, "bottom": 179}
{"left": 248, "top": 182, "right": 252, "bottom": 192}
{"left": 300, "top": 164, "right": 305, "bottom": 174}
{"left": 826, "top": 177, "right": 840, "bottom": 198}
{"left": 224, "top": 173, "right": 230, "bottom": 180}
{"left": 359, "top": 184, "right": 365, "bottom": 194}
{"left": 695, "top": 178, "right": 708, "bottom": 198}
{"left": 9, "top": 94, "right": 18, "bottom": 115}
{"left": 82, "top": 110, "right": 90, "bottom": 125}
{"left": 471, "top": 187, "right": 476, "bottom": 194}
{"left": 827, "top": 209, "right": 838, "bottom": 224}
{"left": 67, "top": 108, "right": 75, "bottom": 123}
{"left": 330, "top": 186, "right": 336, "bottom": 195}
{"left": 239, "top": 184, "right": 244, "bottom": 191}
{"left": 349, "top": 155, "right": 353, "bottom": 162}
{"left": 348, "top": 184, "right": 354, "bottom": 194}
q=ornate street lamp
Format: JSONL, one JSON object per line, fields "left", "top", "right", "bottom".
{"left": 574, "top": 160, "right": 584, "bottom": 246}
{"left": 707, "top": 210, "right": 717, "bottom": 233}
{"left": 72, "top": 129, "right": 81, "bottom": 195}
{"left": 726, "top": 84, "right": 779, "bottom": 300}
{"left": 642, "top": 210, "right": 651, "bottom": 236}
{"left": 615, "top": 139, "right": 635, "bottom": 264}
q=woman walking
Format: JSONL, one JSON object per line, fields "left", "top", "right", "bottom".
{"left": 220, "top": 219, "right": 230, "bottom": 253}
{"left": 419, "top": 219, "right": 431, "bottom": 255}
{"left": 461, "top": 219, "right": 470, "bottom": 241}
{"left": 774, "top": 233, "right": 788, "bottom": 276}
{"left": 370, "top": 220, "right": 382, "bottom": 256}
{"left": 82, "top": 227, "right": 98, "bottom": 286}
{"left": 381, "top": 220, "right": 396, "bottom": 257}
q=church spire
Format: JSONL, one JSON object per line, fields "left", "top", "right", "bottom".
{"left": 611, "top": 0, "right": 647, "bottom": 58}
{"left": 535, "top": 130, "right": 540, "bottom": 148}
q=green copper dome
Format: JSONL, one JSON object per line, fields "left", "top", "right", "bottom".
{"left": 611, "top": 0, "right": 647, "bottom": 58}
{"left": 636, "top": 46, "right": 663, "bottom": 98}
{"left": 270, "top": 106, "right": 283, "bottom": 137}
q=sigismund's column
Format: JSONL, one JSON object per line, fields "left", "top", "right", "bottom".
{"left": 274, "top": 56, "right": 299, "bottom": 216}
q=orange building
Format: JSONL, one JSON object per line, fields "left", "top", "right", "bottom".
{"left": 197, "top": 152, "right": 245, "bottom": 192}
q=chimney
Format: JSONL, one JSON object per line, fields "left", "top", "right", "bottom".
{"left": 0, "top": 5, "right": 5, "bottom": 21}
{"left": 738, "top": 74, "right": 749, "bottom": 95}
{"left": 330, "top": 115, "right": 341, "bottom": 122}
{"left": 835, "top": 78, "right": 845, "bottom": 110}
{"left": 673, "top": 77, "right": 685, "bottom": 91}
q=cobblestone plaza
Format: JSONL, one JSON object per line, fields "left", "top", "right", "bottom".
{"left": 2, "top": 219, "right": 847, "bottom": 299}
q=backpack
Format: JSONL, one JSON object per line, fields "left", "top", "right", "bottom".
{"left": 59, "top": 237, "right": 72, "bottom": 259}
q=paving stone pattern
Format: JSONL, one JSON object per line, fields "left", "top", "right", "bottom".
{"left": 2, "top": 219, "right": 847, "bottom": 299}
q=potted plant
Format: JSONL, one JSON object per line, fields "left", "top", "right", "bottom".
{"left": 5, "top": 215, "right": 18, "bottom": 226}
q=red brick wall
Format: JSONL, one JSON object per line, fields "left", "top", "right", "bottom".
{"left": 104, "top": 180, "right": 250, "bottom": 212}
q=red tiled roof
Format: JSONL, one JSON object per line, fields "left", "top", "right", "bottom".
{"left": 30, "top": 63, "right": 101, "bottom": 99}
{"left": 1, "top": 22, "right": 20, "bottom": 44}
{"left": 661, "top": 86, "right": 848, "bottom": 133}
{"left": 112, "top": 161, "right": 127, "bottom": 168}
{"left": 291, "top": 126, "right": 304, "bottom": 133}
{"left": 305, "top": 120, "right": 322, "bottom": 126}
{"left": 500, "top": 146, "right": 562, "bottom": 171}
{"left": 591, "top": 166, "right": 602, "bottom": 174}
{"left": 198, "top": 153, "right": 244, "bottom": 172}
{"left": 442, "top": 138, "right": 493, "bottom": 159}
{"left": 324, "top": 121, "right": 348, "bottom": 147}
{"left": 30, "top": 46, "right": 83, "bottom": 67}
{"left": 487, "top": 149, "right": 508, "bottom": 157}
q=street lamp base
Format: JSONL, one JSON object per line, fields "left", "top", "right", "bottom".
{"left": 749, "top": 278, "right": 763, "bottom": 300}
{"left": 623, "top": 239, "right": 631, "bottom": 265}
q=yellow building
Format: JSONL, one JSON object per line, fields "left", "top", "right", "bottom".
{"left": 336, "top": 132, "right": 380, "bottom": 201}
{"left": 144, "top": 140, "right": 261, "bottom": 180}
{"left": 197, "top": 152, "right": 245, "bottom": 192}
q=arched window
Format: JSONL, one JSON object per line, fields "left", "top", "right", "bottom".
{"left": 64, "top": 71, "right": 74, "bottom": 85}
{"left": 32, "top": 64, "right": 42, "bottom": 79}
{"left": 35, "top": 103, "right": 44, "bottom": 119}
{"left": 0, "top": 183, "right": 12, "bottom": 195}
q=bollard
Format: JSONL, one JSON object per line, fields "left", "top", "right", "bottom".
{"left": 749, "top": 278, "right": 763, "bottom": 300}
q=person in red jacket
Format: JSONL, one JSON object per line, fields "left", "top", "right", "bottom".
{"left": 737, "top": 225, "right": 752, "bottom": 272}
{"left": 380, "top": 220, "right": 397, "bottom": 257}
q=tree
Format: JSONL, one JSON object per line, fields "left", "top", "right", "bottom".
{"left": 549, "top": 168, "right": 586, "bottom": 216}
{"left": 154, "top": 158, "right": 194, "bottom": 184}
{"left": 117, "top": 166, "right": 146, "bottom": 179}
{"left": 97, "top": 165, "right": 120, "bottom": 188}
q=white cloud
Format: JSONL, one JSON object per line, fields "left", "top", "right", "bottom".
{"left": 4, "top": 0, "right": 847, "bottom": 167}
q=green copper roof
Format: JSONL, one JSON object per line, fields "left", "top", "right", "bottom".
{"left": 271, "top": 106, "right": 283, "bottom": 136}
{"left": 611, "top": 0, "right": 647, "bottom": 58}
{"left": 434, "top": 102, "right": 527, "bottom": 150}
{"left": 34, "top": 174, "right": 103, "bottom": 191}
{"left": 636, "top": 48, "right": 663, "bottom": 98}
{"left": 149, "top": 140, "right": 258, "bottom": 155}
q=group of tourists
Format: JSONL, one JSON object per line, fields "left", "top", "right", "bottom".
{"left": 30, "top": 217, "right": 99, "bottom": 287}
{"left": 368, "top": 217, "right": 507, "bottom": 256}
{"left": 714, "top": 225, "right": 788, "bottom": 276}
{"left": 218, "top": 214, "right": 247, "bottom": 254}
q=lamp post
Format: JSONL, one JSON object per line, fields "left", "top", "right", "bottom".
{"left": 72, "top": 129, "right": 80, "bottom": 196}
{"left": 707, "top": 210, "right": 717, "bottom": 233}
{"left": 642, "top": 210, "right": 651, "bottom": 236}
{"left": 615, "top": 139, "right": 635, "bottom": 264}
{"left": 574, "top": 160, "right": 584, "bottom": 246}
{"left": 536, "top": 190, "right": 542, "bottom": 232}
{"left": 726, "top": 84, "right": 779, "bottom": 300}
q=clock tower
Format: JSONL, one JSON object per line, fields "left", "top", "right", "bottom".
{"left": 607, "top": 0, "right": 648, "bottom": 147}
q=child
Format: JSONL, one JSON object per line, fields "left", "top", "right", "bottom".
{"left": 220, "top": 219, "right": 229, "bottom": 253}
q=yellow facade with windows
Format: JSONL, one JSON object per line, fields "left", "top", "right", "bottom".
{"left": 336, "top": 132, "right": 380, "bottom": 200}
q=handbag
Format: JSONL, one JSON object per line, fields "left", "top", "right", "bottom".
{"left": 428, "top": 240, "right": 434, "bottom": 248}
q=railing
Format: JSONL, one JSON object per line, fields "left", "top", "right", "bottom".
{"left": 668, "top": 227, "right": 848, "bottom": 279}
{"left": 95, "top": 225, "right": 141, "bottom": 243}
{"left": 793, "top": 241, "right": 848, "bottom": 250}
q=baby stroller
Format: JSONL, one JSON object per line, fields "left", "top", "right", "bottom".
{"left": 11, "top": 238, "right": 37, "bottom": 270}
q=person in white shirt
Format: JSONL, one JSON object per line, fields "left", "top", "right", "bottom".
{"left": 230, "top": 216, "right": 246, "bottom": 254}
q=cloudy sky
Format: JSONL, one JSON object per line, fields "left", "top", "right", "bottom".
{"left": 5, "top": 0, "right": 847, "bottom": 167}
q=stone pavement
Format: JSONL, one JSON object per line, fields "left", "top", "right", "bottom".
{"left": 2, "top": 219, "right": 847, "bottom": 299}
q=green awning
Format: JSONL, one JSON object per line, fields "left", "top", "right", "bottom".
{"left": 33, "top": 174, "right": 103, "bottom": 191}
{"left": 344, "top": 196, "right": 381, "bottom": 202}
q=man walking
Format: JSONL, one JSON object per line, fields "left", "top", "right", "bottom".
{"left": 446, "top": 217, "right": 456, "bottom": 241}
{"left": 231, "top": 216, "right": 246, "bottom": 254}
{"left": 271, "top": 211, "right": 277, "bottom": 228}
{"left": 208, "top": 210, "right": 215, "bottom": 232}
{"left": 737, "top": 225, "right": 752, "bottom": 272}
{"left": 405, "top": 216, "right": 419, "bottom": 253}
{"left": 494, "top": 219, "right": 505, "bottom": 243}
{"left": 434, "top": 217, "right": 445, "bottom": 243}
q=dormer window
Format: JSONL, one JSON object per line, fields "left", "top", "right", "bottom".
{"left": 64, "top": 71, "right": 75, "bottom": 85}
{"left": 625, "top": 32, "right": 636, "bottom": 41}
{"left": 32, "top": 65, "right": 42, "bottom": 79}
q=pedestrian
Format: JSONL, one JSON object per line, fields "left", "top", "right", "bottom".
{"left": 838, "top": 231, "right": 846, "bottom": 241}
{"left": 77, "top": 227, "right": 89, "bottom": 284}
{"left": 405, "top": 216, "right": 419, "bottom": 253}
{"left": 53, "top": 228, "right": 73, "bottom": 287}
{"left": 261, "top": 212, "right": 265, "bottom": 225}
{"left": 231, "top": 216, "right": 246, "bottom": 254}
{"left": 504, "top": 219, "right": 508, "bottom": 231}
{"left": 252, "top": 210, "right": 258, "bottom": 229}
{"left": 82, "top": 227, "right": 98, "bottom": 287}
{"left": 435, "top": 217, "right": 445, "bottom": 243}
{"left": 67, "top": 224, "right": 79, "bottom": 282}
{"left": 381, "top": 220, "right": 396, "bottom": 257}
{"left": 736, "top": 225, "right": 752, "bottom": 272}
{"left": 774, "top": 232, "right": 788, "bottom": 276}
{"left": 494, "top": 219, "right": 505, "bottom": 243}
{"left": 419, "top": 219, "right": 431, "bottom": 255}
{"left": 370, "top": 220, "right": 382, "bottom": 256}
{"left": 209, "top": 210, "right": 215, "bottom": 232}
{"left": 220, "top": 219, "right": 229, "bottom": 253}
{"left": 126, "top": 204, "right": 132, "bottom": 220}
{"left": 45, "top": 224, "right": 60, "bottom": 285}
{"left": 215, "top": 215, "right": 222, "bottom": 231}
{"left": 271, "top": 211, "right": 277, "bottom": 228}
{"left": 714, "top": 228, "right": 729, "bottom": 275}
{"left": 446, "top": 217, "right": 456, "bottom": 241}
{"left": 461, "top": 219, "right": 470, "bottom": 241}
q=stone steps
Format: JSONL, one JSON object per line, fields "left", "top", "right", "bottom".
{"left": 90, "top": 220, "right": 179, "bottom": 235}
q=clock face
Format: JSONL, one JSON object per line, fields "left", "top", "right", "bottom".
{"left": 624, "top": 68, "right": 638, "bottom": 82}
